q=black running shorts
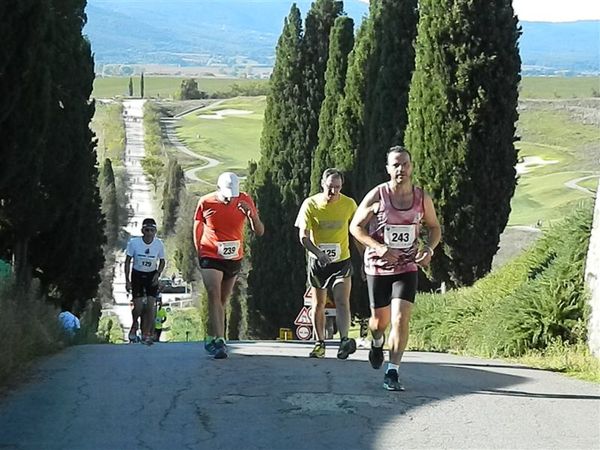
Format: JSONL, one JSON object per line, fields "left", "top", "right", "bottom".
{"left": 308, "top": 257, "right": 353, "bottom": 290}
{"left": 367, "top": 271, "right": 418, "bottom": 308}
{"left": 131, "top": 269, "right": 159, "bottom": 299}
{"left": 199, "top": 257, "right": 242, "bottom": 280}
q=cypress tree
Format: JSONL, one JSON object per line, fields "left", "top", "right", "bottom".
{"left": 300, "top": 0, "right": 343, "bottom": 195}
{"left": 334, "top": 0, "right": 418, "bottom": 199}
{"left": 140, "top": 72, "right": 145, "bottom": 98}
{"left": 161, "top": 157, "right": 185, "bottom": 235}
{"left": 245, "top": 5, "right": 306, "bottom": 337}
{"left": 0, "top": 0, "right": 52, "bottom": 283}
{"left": 100, "top": 159, "right": 120, "bottom": 248}
{"left": 128, "top": 77, "right": 134, "bottom": 96}
{"left": 310, "top": 15, "right": 354, "bottom": 193}
{"left": 405, "top": 0, "right": 521, "bottom": 286}
{"left": 30, "top": 0, "right": 105, "bottom": 309}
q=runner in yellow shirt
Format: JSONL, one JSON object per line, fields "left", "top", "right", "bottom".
{"left": 295, "top": 168, "right": 359, "bottom": 359}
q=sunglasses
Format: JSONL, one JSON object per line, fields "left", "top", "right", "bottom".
{"left": 142, "top": 227, "right": 156, "bottom": 233}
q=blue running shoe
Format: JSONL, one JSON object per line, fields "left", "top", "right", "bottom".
{"left": 204, "top": 337, "right": 217, "bottom": 355}
{"left": 213, "top": 338, "right": 228, "bottom": 359}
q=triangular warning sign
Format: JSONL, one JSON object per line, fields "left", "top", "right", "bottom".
{"left": 294, "top": 306, "right": 312, "bottom": 326}
{"left": 303, "top": 288, "right": 312, "bottom": 306}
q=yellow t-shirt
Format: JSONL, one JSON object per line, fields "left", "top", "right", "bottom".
{"left": 295, "top": 193, "right": 357, "bottom": 262}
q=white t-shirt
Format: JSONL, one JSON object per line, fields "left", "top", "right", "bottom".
{"left": 126, "top": 237, "right": 165, "bottom": 272}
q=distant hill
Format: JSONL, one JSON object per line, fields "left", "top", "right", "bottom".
{"left": 84, "top": 0, "right": 599, "bottom": 76}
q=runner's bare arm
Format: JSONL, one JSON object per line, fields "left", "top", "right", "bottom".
{"left": 238, "top": 200, "right": 264, "bottom": 236}
{"left": 415, "top": 193, "right": 442, "bottom": 266}
{"left": 193, "top": 219, "right": 203, "bottom": 250}
{"left": 349, "top": 188, "right": 382, "bottom": 251}
{"left": 247, "top": 210, "right": 264, "bottom": 236}
{"left": 299, "top": 227, "right": 331, "bottom": 266}
{"left": 124, "top": 255, "right": 132, "bottom": 292}
{"left": 350, "top": 188, "right": 396, "bottom": 262}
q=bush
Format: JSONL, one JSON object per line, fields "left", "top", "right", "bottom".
{"left": 0, "top": 279, "right": 64, "bottom": 386}
{"left": 411, "top": 202, "right": 594, "bottom": 361}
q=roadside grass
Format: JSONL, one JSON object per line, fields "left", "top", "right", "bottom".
{"left": 175, "top": 96, "right": 265, "bottom": 183}
{"left": 93, "top": 77, "right": 268, "bottom": 99}
{"left": 410, "top": 203, "right": 598, "bottom": 382}
{"left": 520, "top": 76, "right": 600, "bottom": 99}
{"left": 0, "top": 280, "right": 64, "bottom": 387}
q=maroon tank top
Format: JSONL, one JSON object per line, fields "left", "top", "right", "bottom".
{"left": 364, "top": 183, "right": 425, "bottom": 276}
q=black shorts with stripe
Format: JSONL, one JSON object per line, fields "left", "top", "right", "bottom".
{"left": 308, "top": 257, "right": 353, "bottom": 290}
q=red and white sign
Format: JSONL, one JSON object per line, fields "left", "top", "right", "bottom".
{"left": 303, "top": 288, "right": 312, "bottom": 306}
{"left": 294, "top": 306, "right": 312, "bottom": 326}
{"left": 296, "top": 325, "right": 311, "bottom": 340}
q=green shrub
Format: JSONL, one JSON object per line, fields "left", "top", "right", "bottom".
{"left": 0, "top": 279, "right": 64, "bottom": 386}
{"left": 411, "top": 202, "right": 594, "bottom": 361}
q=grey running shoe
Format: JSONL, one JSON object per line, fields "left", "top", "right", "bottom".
{"left": 142, "top": 335, "right": 154, "bottom": 346}
{"left": 383, "top": 369, "right": 404, "bottom": 391}
{"left": 369, "top": 337, "right": 385, "bottom": 369}
{"left": 309, "top": 341, "right": 326, "bottom": 358}
{"left": 214, "top": 338, "right": 228, "bottom": 359}
{"left": 337, "top": 337, "right": 357, "bottom": 360}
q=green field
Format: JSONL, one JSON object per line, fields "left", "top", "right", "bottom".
{"left": 93, "top": 76, "right": 268, "bottom": 99}
{"left": 520, "top": 76, "right": 600, "bottom": 99}
{"left": 175, "top": 96, "right": 265, "bottom": 184}
{"left": 162, "top": 77, "right": 598, "bottom": 227}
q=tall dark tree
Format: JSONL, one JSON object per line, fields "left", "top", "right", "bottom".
{"left": 140, "top": 72, "right": 145, "bottom": 98}
{"left": 128, "top": 77, "right": 133, "bottom": 96}
{"left": 405, "top": 0, "right": 521, "bottom": 286}
{"left": 245, "top": 5, "right": 306, "bottom": 338}
{"left": 30, "top": 0, "right": 105, "bottom": 311}
{"left": 300, "top": 0, "right": 343, "bottom": 194}
{"left": 161, "top": 157, "right": 185, "bottom": 235}
{"left": 334, "top": 0, "right": 418, "bottom": 199}
{"left": 99, "top": 159, "right": 120, "bottom": 248}
{"left": 311, "top": 15, "right": 354, "bottom": 193}
{"left": 0, "top": 0, "right": 52, "bottom": 283}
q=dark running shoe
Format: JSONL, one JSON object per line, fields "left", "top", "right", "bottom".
{"left": 337, "top": 337, "right": 357, "bottom": 360}
{"left": 383, "top": 369, "right": 404, "bottom": 391}
{"left": 204, "top": 338, "right": 217, "bottom": 355}
{"left": 369, "top": 336, "right": 385, "bottom": 369}
{"left": 213, "top": 338, "right": 228, "bottom": 359}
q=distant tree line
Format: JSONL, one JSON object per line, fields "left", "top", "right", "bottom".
{"left": 0, "top": 0, "right": 105, "bottom": 314}
{"left": 243, "top": 0, "right": 520, "bottom": 337}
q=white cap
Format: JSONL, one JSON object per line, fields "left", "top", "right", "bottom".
{"left": 217, "top": 172, "right": 240, "bottom": 198}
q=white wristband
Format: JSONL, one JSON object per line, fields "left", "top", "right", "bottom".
{"left": 425, "top": 246, "right": 434, "bottom": 256}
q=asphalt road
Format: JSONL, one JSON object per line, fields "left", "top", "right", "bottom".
{"left": 0, "top": 342, "right": 598, "bottom": 450}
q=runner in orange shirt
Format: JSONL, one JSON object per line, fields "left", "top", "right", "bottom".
{"left": 193, "top": 172, "right": 264, "bottom": 359}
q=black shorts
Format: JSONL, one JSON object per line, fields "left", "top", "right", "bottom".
{"left": 367, "top": 271, "right": 418, "bottom": 308}
{"left": 131, "top": 269, "right": 159, "bottom": 299}
{"left": 199, "top": 257, "right": 242, "bottom": 280}
{"left": 308, "top": 257, "right": 353, "bottom": 290}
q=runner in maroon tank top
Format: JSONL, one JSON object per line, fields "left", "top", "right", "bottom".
{"left": 350, "top": 146, "right": 441, "bottom": 391}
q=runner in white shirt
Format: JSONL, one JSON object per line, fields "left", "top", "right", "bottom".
{"left": 124, "top": 218, "right": 166, "bottom": 345}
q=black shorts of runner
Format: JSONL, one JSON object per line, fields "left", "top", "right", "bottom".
{"left": 367, "top": 271, "right": 418, "bottom": 308}
{"left": 131, "top": 269, "right": 159, "bottom": 299}
{"left": 199, "top": 257, "right": 242, "bottom": 280}
{"left": 308, "top": 257, "right": 353, "bottom": 290}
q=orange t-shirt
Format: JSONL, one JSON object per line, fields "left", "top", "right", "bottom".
{"left": 194, "top": 192, "right": 257, "bottom": 260}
